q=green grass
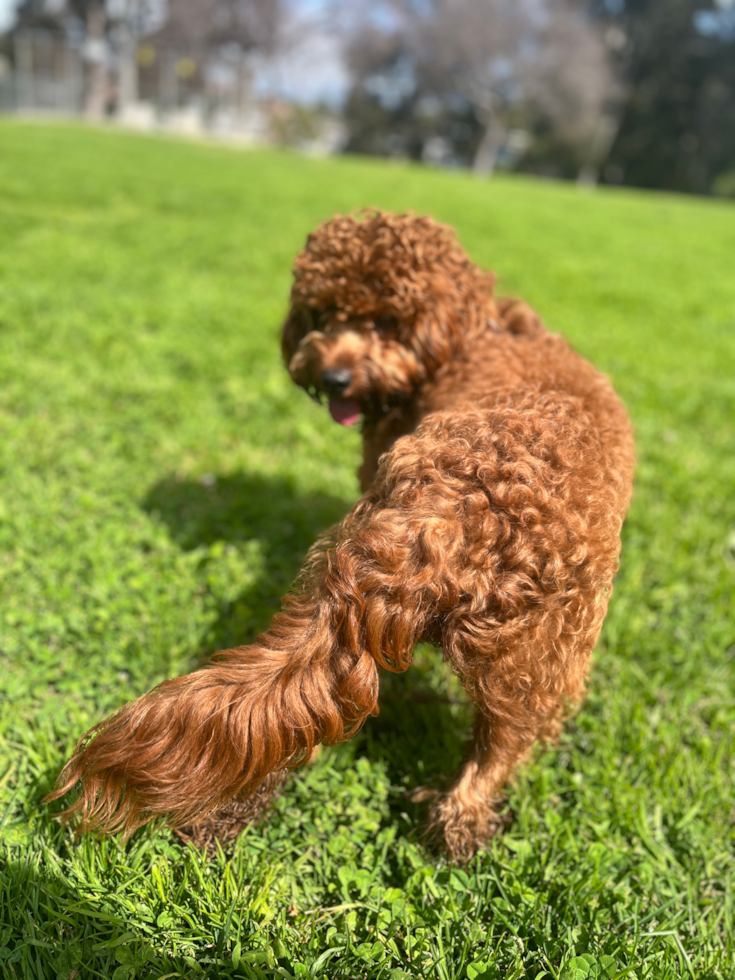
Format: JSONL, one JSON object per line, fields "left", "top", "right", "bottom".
{"left": 0, "top": 119, "right": 733, "bottom": 980}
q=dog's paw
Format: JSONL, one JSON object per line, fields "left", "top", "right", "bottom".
{"left": 426, "top": 790, "right": 510, "bottom": 863}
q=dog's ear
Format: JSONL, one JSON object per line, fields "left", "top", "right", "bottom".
{"left": 281, "top": 304, "right": 315, "bottom": 369}
{"left": 406, "top": 276, "right": 468, "bottom": 375}
{"left": 497, "top": 299, "right": 545, "bottom": 338}
{"left": 411, "top": 310, "right": 463, "bottom": 376}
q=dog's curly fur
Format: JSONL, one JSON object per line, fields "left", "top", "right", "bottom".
{"left": 47, "top": 211, "right": 634, "bottom": 860}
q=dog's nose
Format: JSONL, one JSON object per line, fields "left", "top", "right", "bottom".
{"left": 321, "top": 368, "right": 352, "bottom": 395}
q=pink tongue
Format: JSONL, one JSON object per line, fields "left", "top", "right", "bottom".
{"left": 329, "top": 398, "right": 362, "bottom": 426}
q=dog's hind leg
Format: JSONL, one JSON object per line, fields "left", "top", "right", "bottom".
{"left": 428, "top": 628, "right": 587, "bottom": 861}
{"left": 429, "top": 625, "right": 596, "bottom": 861}
{"left": 425, "top": 599, "right": 597, "bottom": 862}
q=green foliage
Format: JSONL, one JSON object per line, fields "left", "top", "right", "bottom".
{"left": 0, "top": 120, "right": 733, "bottom": 979}
{"left": 601, "top": 0, "right": 735, "bottom": 195}
{"left": 713, "top": 169, "right": 735, "bottom": 199}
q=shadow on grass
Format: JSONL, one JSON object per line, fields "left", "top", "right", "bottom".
{"left": 143, "top": 471, "right": 349, "bottom": 555}
{"left": 142, "top": 471, "right": 349, "bottom": 647}
{"left": 364, "top": 654, "right": 473, "bottom": 793}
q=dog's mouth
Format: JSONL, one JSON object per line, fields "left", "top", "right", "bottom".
{"left": 328, "top": 397, "right": 362, "bottom": 426}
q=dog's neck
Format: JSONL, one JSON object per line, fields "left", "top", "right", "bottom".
{"left": 357, "top": 325, "right": 491, "bottom": 491}
{"left": 359, "top": 407, "right": 420, "bottom": 492}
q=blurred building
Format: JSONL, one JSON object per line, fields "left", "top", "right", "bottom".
{"left": 0, "top": 0, "right": 347, "bottom": 152}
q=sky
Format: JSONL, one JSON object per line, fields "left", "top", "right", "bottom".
{"left": 0, "top": 0, "right": 15, "bottom": 33}
{"left": 253, "top": 6, "right": 348, "bottom": 106}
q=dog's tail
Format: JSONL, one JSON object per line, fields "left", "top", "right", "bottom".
{"left": 45, "top": 541, "right": 401, "bottom": 836}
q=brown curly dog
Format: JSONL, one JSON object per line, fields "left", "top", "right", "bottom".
{"left": 48, "top": 211, "right": 634, "bottom": 861}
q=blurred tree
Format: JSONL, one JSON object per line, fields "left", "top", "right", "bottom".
{"left": 417, "top": 0, "right": 619, "bottom": 176}
{"left": 151, "top": 0, "right": 282, "bottom": 55}
{"left": 592, "top": 0, "right": 735, "bottom": 194}
{"left": 145, "top": 0, "right": 287, "bottom": 119}
{"left": 341, "top": 16, "right": 477, "bottom": 164}
{"left": 340, "top": 0, "right": 619, "bottom": 178}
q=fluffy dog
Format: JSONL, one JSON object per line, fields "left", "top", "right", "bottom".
{"left": 48, "top": 211, "right": 634, "bottom": 860}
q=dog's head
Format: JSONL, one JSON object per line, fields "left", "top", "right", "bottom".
{"left": 282, "top": 211, "right": 497, "bottom": 426}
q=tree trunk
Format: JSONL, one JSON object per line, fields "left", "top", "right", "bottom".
{"left": 472, "top": 113, "right": 504, "bottom": 178}
{"left": 117, "top": 20, "right": 139, "bottom": 114}
{"left": 14, "top": 33, "right": 34, "bottom": 110}
{"left": 84, "top": 3, "right": 108, "bottom": 119}
{"left": 160, "top": 49, "right": 179, "bottom": 115}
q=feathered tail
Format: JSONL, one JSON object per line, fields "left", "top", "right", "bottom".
{"left": 45, "top": 539, "right": 398, "bottom": 835}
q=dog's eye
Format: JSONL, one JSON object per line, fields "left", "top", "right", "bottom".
{"left": 373, "top": 315, "right": 397, "bottom": 332}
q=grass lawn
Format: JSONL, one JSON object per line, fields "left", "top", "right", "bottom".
{"left": 0, "top": 120, "right": 733, "bottom": 980}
